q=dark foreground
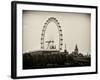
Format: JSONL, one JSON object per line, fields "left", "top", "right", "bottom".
{"left": 23, "top": 50, "right": 91, "bottom": 69}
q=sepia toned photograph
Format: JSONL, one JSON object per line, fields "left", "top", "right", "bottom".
{"left": 22, "top": 10, "right": 91, "bottom": 69}
{"left": 11, "top": 1, "right": 97, "bottom": 79}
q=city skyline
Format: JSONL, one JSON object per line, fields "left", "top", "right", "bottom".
{"left": 22, "top": 10, "right": 91, "bottom": 55}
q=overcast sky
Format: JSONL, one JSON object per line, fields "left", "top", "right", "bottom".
{"left": 22, "top": 10, "right": 91, "bottom": 55}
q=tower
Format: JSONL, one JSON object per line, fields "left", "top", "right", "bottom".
{"left": 74, "top": 44, "right": 78, "bottom": 55}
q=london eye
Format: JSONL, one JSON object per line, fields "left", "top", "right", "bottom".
{"left": 40, "top": 17, "right": 63, "bottom": 51}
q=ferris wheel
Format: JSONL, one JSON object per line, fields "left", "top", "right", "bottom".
{"left": 40, "top": 17, "right": 63, "bottom": 51}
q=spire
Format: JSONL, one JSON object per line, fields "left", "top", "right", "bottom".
{"left": 74, "top": 44, "right": 78, "bottom": 54}
{"left": 75, "top": 44, "right": 78, "bottom": 51}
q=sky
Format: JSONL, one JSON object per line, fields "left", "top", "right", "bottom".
{"left": 22, "top": 10, "right": 91, "bottom": 55}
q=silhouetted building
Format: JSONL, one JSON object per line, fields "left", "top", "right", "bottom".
{"left": 78, "top": 53, "right": 83, "bottom": 57}
{"left": 23, "top": 43, "right": 91, "bottom": 69}
{"left": 70, "top": 44, "right": 79, "bottom": 57}
{"left": 74, "top": 44, "right": 78, "bottom": 54}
